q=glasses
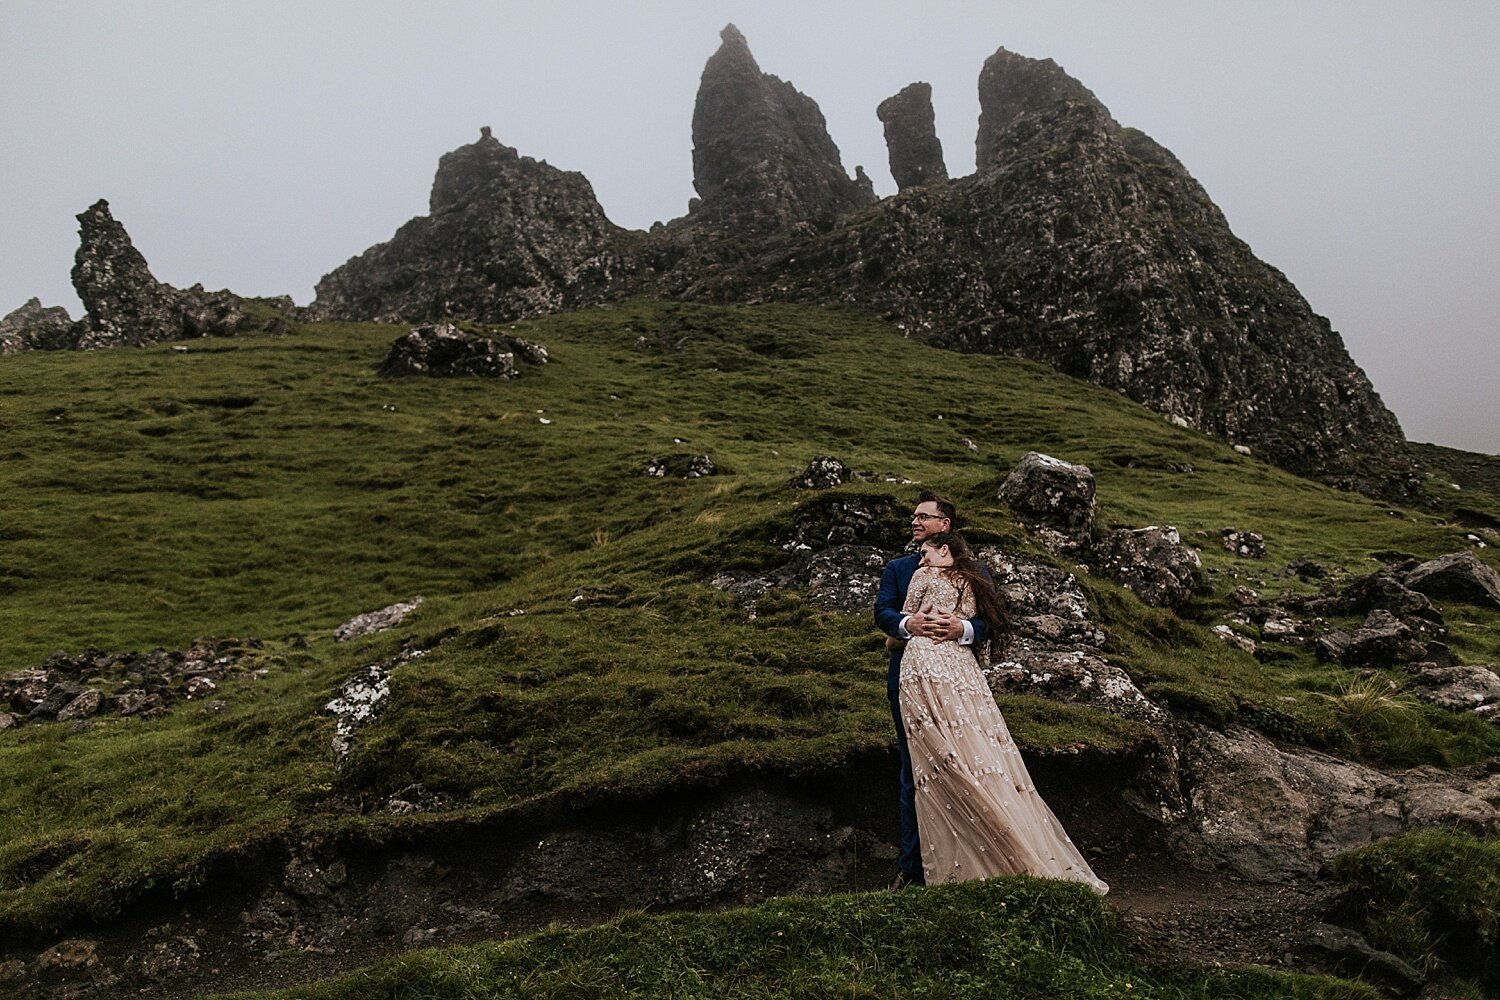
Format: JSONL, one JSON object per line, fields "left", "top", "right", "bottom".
{"left": 911, "top": 513, "right": 947, "bottom": 522}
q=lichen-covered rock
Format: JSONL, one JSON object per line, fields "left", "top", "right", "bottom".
{"left": 313, "top": 129, "right": 625, "bottom": 324}
{"left": 1340, "top": 610, "right": 1431, "bottom": 667}
{"left": 324, "top": 649, "right": 424, "bottom": 763}
{"left": 378, "top": 324, "right": 547, "bottom": 378}
{"left": 876, "top": 82, "right": 948, "bottom": 191}
{"left": 1321, "top": 569, "right": 1442, "bottom": 622}
{"left": 975, "top": 46, "right": 1109, "bottom": 171}
{"left": 996, "top": 452, "right": 1095, "bottom": 542}
{"left": 710, "top": 544, "right": 887, "bottom": 614}
{"left": 789, "top": 456, "right": 848, "bottom": 489}
{"left": 69, "top": 200, "right": 264, "bottom": 349}
{"left": 687, "top": 24, "right": 874, "bottom": 234}
{"left": 1091, "top": 525, "right": 1201, "bottom": 607}
{"left": 0, "top": 298, "right": 79, "bottom": 353}
{"left": 1402, "top": 551, "right": 1500, "bottom": 608}
{"left": 644, "top": 454, "right": 718, "bottom": 479}
{"left": 333, "top": 597, "right": 424, "bottom": 642}
{"left": 1407, "top": 663, "right": 1500, "bottom": 723}
{"left": 1221, "top": 528, "right": 1266, "bottom": 558}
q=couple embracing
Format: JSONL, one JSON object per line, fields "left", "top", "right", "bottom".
{"left": 874, "top": 490, "right": 1108, "bottom": 894}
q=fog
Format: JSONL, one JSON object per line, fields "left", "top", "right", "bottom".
{"left": 3, "top": 1, "right": 1496, "bottom": 452}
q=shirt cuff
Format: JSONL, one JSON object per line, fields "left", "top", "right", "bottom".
{"left": 959, "top": 619, "right": 975, "bottom": 645}
{"left": 898, "top": 614, "right": 912, "bottom": 639}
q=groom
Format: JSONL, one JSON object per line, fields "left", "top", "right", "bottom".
{"left": 873, "top": 489, "right": 987, "bottom": 889}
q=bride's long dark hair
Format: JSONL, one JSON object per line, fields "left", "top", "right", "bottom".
{"left": 922, "top": 531, "right": 1010, "bottom": 651}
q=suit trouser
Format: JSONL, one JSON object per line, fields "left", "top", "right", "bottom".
{"left": 889, "top": 687, "right": 921, "bottom": 878}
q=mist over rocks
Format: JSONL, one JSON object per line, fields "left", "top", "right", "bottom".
{"left": 686, "top": 24, "right": 875, "bottom": 234}
{"left": 876, "top": 82, "right": 948, "bottom": 191}
{"left": 305, "top": 27, "right": 1409, "bottom": 488}
{"left": 311, "top": 128, "right": 626, "bottom": 325}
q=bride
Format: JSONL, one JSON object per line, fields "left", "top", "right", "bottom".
{"left": 898, "top": 530, "right": 1108, "bottom": 894}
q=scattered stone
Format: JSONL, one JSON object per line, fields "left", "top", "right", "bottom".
{"left": 183, "top": 676, "right": 217, "bottom": 699}
{"left": 789, "top": 456, "right": 848, "bottom": 489}
{"left": 1298, "top": 923, "right": 1426, "bottom": 996}
{"left": 1403, "top": 551, "right": 1500, "bottom": 608}
{"left": 996, "top": 452, "right": 1096, "bottom": 543}
{"left": 1258, "top": 615, "right": 1309, "bottom": 645}
{"left": 1287, "top": 559, "right": 1328, "bottom": 580}
{"left": 1091, "top": 525, "right": 1202, "bottom": 607}
{"left": 0, "top": 712, "right": 15, "bottom": 730}
{"left": 1329, "top": 570, "right": 1441, "bottom": 622}
{"left": 1221, "top": 528, "right": 1266, "bottom": 558}
{"left": 876, "top": 81, "right": 948, "bottom": 191}
{"left": 644, "top": 454, "right": 718, "bottom": 479}
{"left": 334, "top": 597, "right": 425, "bottom": 643}
{"left": 711, "top": 545, "right": 887, "bottom": 614}
{"left": 1212, "top": 625, "right": 1257, "bottom": 655}
{"left": 1230, "top": 587, "right": 1261, "bottom": 608}
{"left": 1315, "top": 630, "right": 1351, "bottom": 664}
{"left": 35, "top": 938, "right": 99, "bottom": 979}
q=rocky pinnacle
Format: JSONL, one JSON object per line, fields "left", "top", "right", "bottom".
{"left": 877, "top": 82, "right": 948, "bottom": 190}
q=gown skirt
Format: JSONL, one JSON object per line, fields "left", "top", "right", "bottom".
{"left": 898, "top": 566, "right": 1108, "bottom": 894}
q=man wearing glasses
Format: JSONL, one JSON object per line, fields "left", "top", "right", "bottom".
{"left": 873, "top": 489, "right": 988, "bottom": 890}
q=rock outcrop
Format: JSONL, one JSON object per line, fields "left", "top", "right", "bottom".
{"left": 976, "top": 47, "right": 1108, "bottom": 169}
{"left": 377, "top": 323, "right": 549, "bottom": 378}
{"left": 995, "top": 452, "right": 1096, "bottom": 544}
{"left": 0, "top": 298, "right": 79, "bottom": 354}
{"left": 312, "top": 128, "right": 625, "bottom": 324}
{"left": 683, "top": 49, "right": 1408, "bottom": 483}
{"left": 69, "top": 200, "right": 264, "bottom": 349}
{"left": 310, "top": 30, "right": 1410, "bottom": 488}
{"left": 876, "top": 82, "right": 948, "bottom": 190}
{"left": 1404, "top": 551, "right": 1500, "bottom": 608}
{"left": 686, "top": 24, "right": 874, "bottom": 233}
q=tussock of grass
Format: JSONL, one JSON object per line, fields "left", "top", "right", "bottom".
{"left": 221, "top": 878, "right": 1376, "bottom": 1000}
{"left": 1331, "top": 830, "right": 1500, "bottom": 991}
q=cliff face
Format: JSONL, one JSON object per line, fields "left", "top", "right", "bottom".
{"left": 308, "top": 31, "right": 1408, "bottom": 485}
{"left": 668, "top": 50, "right": 1404, "bottom": 481}
{"left": 311, "top": 128, "right": 625, "bottom": 324}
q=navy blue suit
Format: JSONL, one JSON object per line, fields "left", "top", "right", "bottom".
{"left": 874, "top": 553, "right": 988, "bottom": 879}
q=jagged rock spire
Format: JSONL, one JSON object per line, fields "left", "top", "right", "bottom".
{"left": 976, "top": 47, "right": 1111, "bottom": 170}
{"left": 689, "top": 23, "right": 874, "bottom": 230}
{"left": 877, "top": 82, "right": 948, "bottom": 190}
{"left": 71, "top": 200, "right": 183, "bottom": 349}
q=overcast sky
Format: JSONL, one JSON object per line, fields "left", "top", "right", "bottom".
{"left": 3, "top": 1, "right": 1496, "bottom": 453}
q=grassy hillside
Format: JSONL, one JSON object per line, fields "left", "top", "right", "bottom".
{"left": 2, "top": 300, "right": 1498, "bottom": 969}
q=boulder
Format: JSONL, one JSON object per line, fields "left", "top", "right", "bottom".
{"left": 789, "top": 456, "right": 848, "bottom": 490}
{"left": 1298, "top": 923, "right": 1426, "bottom": 996}
{"left": 1403, "top": 551, "right": 1500, "bottom": 608}
{"left": 988, "top": 644, "right": 1164, "bottom": 723}
{"left": 1174, "top": 727, "right": 1500, "bottom": 879}
{"left": 996, "top": 452, "right": 1096, "bottom": 542}
{"left": 688, "top": 25, "right": 874, "bottom": 233}
{"left": 1341, "top": 610, "right": 1431, "bottom": 668}
{"left": 1333, "top": 569, "right": 1441, "bottom": 622}
{"left": 0, "top": 298, "right": 79, "bottom": 353}
{"left": 378, "top": 324, "right": 546, "bottom": 378}
{"left": 1091, "top": 526, "right": 1201, "bottom": 607}
{"left": 1407, "top": 663, "right": 1500, "bottom": 722}
{"left": 710, "top": 544, "right": 887, "bottom": 614}
{"left": 876, "top": 82, "right": 948, "bottom": 191}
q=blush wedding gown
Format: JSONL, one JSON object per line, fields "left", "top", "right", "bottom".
{"left": 899, "top": 566, "right": 1108, "bottom": 894}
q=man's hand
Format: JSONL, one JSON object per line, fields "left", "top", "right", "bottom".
{"left": 905, "top": 603, "right": 937, "bottom": 638}
{"left": 928, "top": 611, "right": 965, "bottom": 643}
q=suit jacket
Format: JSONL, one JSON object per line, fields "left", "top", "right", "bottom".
{"left": 874, "top": 553, "right": 988, "bottom": 695}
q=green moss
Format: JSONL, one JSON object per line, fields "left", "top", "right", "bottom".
{"left": 219, "top": 878, "right": 1375, "bottom": 1000}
